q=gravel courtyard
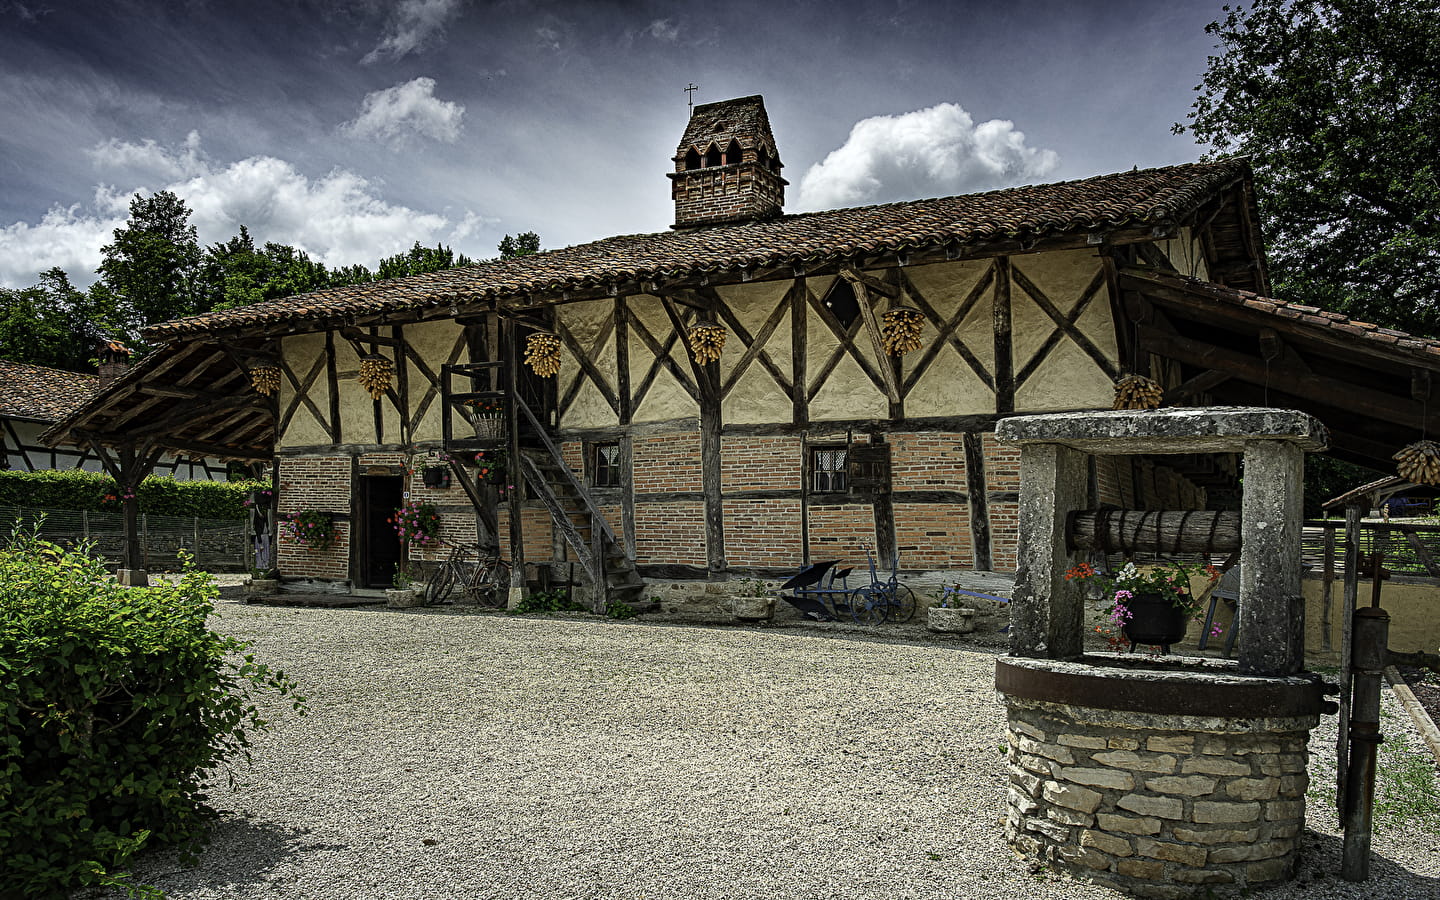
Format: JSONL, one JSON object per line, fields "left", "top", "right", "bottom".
{"left": 107, "top": 601, "right": 1440, "bottom": 900}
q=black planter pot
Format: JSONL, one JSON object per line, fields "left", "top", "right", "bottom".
{"left": 422, "top": 467, "right": 451, "bottom": 489}
{"left": 1122, "top": 591, "right": 1188, "bottom": 654}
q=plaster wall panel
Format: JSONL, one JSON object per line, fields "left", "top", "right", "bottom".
{"left": 1159, "top": 227, "right": 1210, "bottom": 281}
{"left": 722, "top": 347, "right": 791, "bottom": 424}
{"left": 404, "top": 320, "right": 465, "bottom": 444}
{"left": 278, "top": 332, "right": 331, "bottom": 448}
{"left": 1009, "top": 250, "right": 1107, "bottom": 368}
{"left": 809, "top": 353, "right": 888, "bottom": 421}
{"left": 629, "top": 294, "right": 699, "bottom": 423}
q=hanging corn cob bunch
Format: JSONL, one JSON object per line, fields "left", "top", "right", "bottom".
{"left": 1112, "top": 373, "right": 1165, "bottom": 410}
{"left": 525, "top": 332, "right": 562, "bottom": 377}
{"left": 1395, "top": 440, "right": 1440, "bottom": 485}
{"left": 248, "top": 364, "right": 281, "bottom": 396}
{"left": 881, "top": 307, "right": 925, "bottom": 355}
{"left": 357, "top": 353, "right": 394, "bottom": 400}
{"left": 687, "top": 323, "right": 727, "bottom": 364}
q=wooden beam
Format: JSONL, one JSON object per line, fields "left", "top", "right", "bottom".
{"left": 716, "top": 287, "right": 793, "bottom": 400}
{"left": 898, "top": 265, "right": 995, "bottom": 395}
{"left": 1165, "top": 369, "right": 1232, "bottom": 404}
{"left": 993, "top": 257, "right": 1014, "bottom": 414}
{"left": 791, "top": 278, "right": 808, "bottom": 426}
{"left": 1011, "top": 262, "right": 1120, "bottom": 381}
{"left": 838, "top": 266, "right": 899, "bottom": 299}
{"left": 615, "top": 296, "right": 633, "bottom": 425}
{"left": 841, "top": 266, "right": 901, "bottom": 408}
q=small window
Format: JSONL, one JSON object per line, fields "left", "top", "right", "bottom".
{"left": 822, "top": 278, "right": 862, "bottom": 330}
{"left": 812, "top": 447, "right": 847, "bottom": 493}
{"left": 723, "top": 140, "right": 743, "bottom": 165}
{"left": 704, "top": 143, "right": 722, "bottom": 168}
{"left": 684, "top": 147, "right": 701, "bottom": 171}
{"left": 592, "top": 442, "right": 621, "bottom": 488}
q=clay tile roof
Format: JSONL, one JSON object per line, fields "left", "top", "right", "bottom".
{"left": 0, "top": 360, "right": 99, "bottom": 422}
{"left": 143, "top": 160, "right": 1251, "bottom": 341}
{"left": 678, "top": 95, "right": 775, "bottom": 158}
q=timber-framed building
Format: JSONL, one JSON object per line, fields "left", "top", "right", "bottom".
{"left": 46, "top": 96, "right": 1440, "bottom": 602}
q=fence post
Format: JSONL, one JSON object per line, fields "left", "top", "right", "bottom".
{"left": 82, "top": 509, "right": 90, "bottom": 542}
{"left": 142, "top": 513, "right": 149, "bottom": 569}
{"left": 193, "top": 516, "right": 201, "bottom": 568}
{"left": 243, "top": 514, "right": 254, "bottom": 573}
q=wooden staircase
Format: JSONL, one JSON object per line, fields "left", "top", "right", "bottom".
{"left": 440, "top": 361, "right": 644, "bottom": 612}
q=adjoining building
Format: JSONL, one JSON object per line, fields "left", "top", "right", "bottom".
{"left": 44, "top": 96, "right": 1440, "bottom": 601}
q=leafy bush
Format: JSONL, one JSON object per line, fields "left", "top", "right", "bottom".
{"left": 510, "top": 587, "right": 588, "bottom": 615}
{"left": 605, "top": 600, "right": 638, "bottom": 620}
{"left": 0, "top": 469, "right": 268, "bottom": 519}
{"left": 0, "top": 528, "right": 305, "bottom": 898}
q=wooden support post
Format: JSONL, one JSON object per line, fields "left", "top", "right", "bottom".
{"left": 1337, "top": 502, "right": 1363, "bottom": 814}
{"left": 963, "top": 432, "right": 993, "bottom": 571}
{"left": 993, "top": 258, "right": 1014, "bottom": 414}
{"left": 1322, "top": 523, "right": 1337, "bottom": 652}
{"left": 791, "top": 277, "right": 808, "bottom": 427}
{"left": 505, "top": 320, "right": 526, "bottom": 595}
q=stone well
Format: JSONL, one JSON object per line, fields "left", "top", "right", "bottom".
{"left": 994, "top": 408, "right": 1333, "bottom": 898}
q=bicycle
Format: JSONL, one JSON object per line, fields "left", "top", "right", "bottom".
{"left": 847, "top": 543, "right": 917, "bottom": 625}
{"left": 424, "top": 539, "right": 512, "bottom": 608}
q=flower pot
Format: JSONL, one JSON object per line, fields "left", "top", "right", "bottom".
{"left": 733, "top": 596, "right": 775, "bottom": 622}
{"left": 1121, "top": 591, "right": 1189, "bottom": 654}
{"left": 927, "top": 606, "right": 976, "bottom": 634}
{"left": 474, "top": 416, "right": 505, "bottom": 440}
{"left": 247, "top": 578, "right": 278, "bottom": 598}
{"left": 386, "top": 588, "right": 425, "bottom": 609}
{"left": 422, "top": 467, "right": 450, "bottom": 489}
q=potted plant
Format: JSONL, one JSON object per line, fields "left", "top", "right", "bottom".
{"left": 386, "top": 563, "right": 425, "bottom": 608}
{"left": 281, "top": 511, "right": 336, "bottom": 551}
{"left": 731, "top": 577, "right": 777, "bottom": 622}
{"left": 464, "top": 397, "right": 506, "bottom": 440}
{"left": 927, "top": 585, "right": 976, "bottom": 634}
{"left": 1065, "top": 560, "right": 1221, "bottom": 654}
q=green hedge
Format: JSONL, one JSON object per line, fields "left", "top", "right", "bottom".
{"left": 0, "top": 529, "right": 305, "bottom": 898}
{"left": 0, "top": 470, "right": 268, "bottom": 519}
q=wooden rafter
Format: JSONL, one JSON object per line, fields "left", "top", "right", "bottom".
{"left": 840, "top": 266, "right": 901, "bottom": 405}
{"left": 805, "top": 286, "right": 889, "bottom": 400}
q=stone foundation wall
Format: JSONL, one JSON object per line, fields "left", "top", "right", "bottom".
{"left": 1003, "top": 696, "right": 1315, "bottom": 898}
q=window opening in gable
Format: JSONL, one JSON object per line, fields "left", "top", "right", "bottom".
{"left": 723, "top": 140, "right": 743, "bottom": 165}
{"left": 704, "top": 143, "right": 722, "bottom": 168}
{"left": 811, "top": 446, "right": 848, "bottom": 493}
{"left": 823, "top": 278, "right": 862, "bottom": 330}
{"left": 684, "top": 148, "right": 702, "bottom": 171}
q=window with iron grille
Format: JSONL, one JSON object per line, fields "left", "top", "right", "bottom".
{"left": 592, "top": 442, "right": 621, "bottom": 488}
{"left": 811, "top": 447, "right": 847, "bottom": 493}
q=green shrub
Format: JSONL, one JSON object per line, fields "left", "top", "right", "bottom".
{"left": 0, "top": 528, "right": 305, "bottom": 898}
{"left": 0, "top": 469, "right": 267, "bottom": 519}
{"left": 510, "top": 587, "right": 588, "bottom": 615}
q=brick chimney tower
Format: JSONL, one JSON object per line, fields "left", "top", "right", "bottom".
{"left": 669, "top": 95, "right": 787, "bottom": 228}
{"left": 97, "top": 339, "right": 132, "bottom": 389}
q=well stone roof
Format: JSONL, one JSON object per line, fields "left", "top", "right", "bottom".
{"left": 142, "top": 160, "right": 1252, "bottom": 341}
{"left": 0, "top": 360, "right": 99, "bottom": 422}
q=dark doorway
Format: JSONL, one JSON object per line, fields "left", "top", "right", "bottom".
{"left": 360, "top": 475, "right": 404, "bottom": 588}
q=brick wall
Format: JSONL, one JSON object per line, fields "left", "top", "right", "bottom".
{"left": 889, "top": 432, "right": 967, "bottom": 490}
{"left": 633, "top": 432, "right": 701, "bottom": 494}
{"left": 496, "top": 506, "right": 555, "bottom": 561}
{"left": 894, "top": 501, "right": 974, "bottom": 568}
{"left": 724, "top": 499, "right": 803, "bottom": 567}
{"left": 722, "top": 435, "right": 801, "bottom": 490}
{"left": 807, "top": 504, "right": 875, "bottom": 560}
{"left": 276, "top": 455, "right": 350, "bottom": 579}
{"left": 635, "top": 502, "right": 707, "bottom": 566}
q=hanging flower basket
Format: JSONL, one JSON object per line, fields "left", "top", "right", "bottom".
{"left": 686, "top": 323, "right": 727, "bottom": 364}
{"left": 391, "top": 500, "right": 441, "bottom": 548}
{"left": 248, "top": 365, "right": 281, "bottom": 395}
{"left": 357, "top": 353, "right": 394, "bottom": 399}
{"left": 881, "top": 307, "right": 925, "bottom": 355}
{"left": 282, "top": 510, "right": 336, "bottom": 551}
{"left": 525, "top": 332, "right": 562, "bottom": 377}
{"left": 1395, "top": 440, "right": 1440, "bottom": 485}
{"left": 463, "top": 397, "right": 506, "bottom": 439}
{"left": 1112, "top": 373, "right": 1164, "bottom": 410}
{"left": 466, "top": 449, "right": 509, "bottom": 486}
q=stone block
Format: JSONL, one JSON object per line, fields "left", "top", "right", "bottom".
{"left": 1010, "top": 833, "right": 1041, "bottom": 856}
{"left": 1098, "top": 813, "right": 1162, "bottom": 835}
{"left": 1279, "top": 774, "right": 1309, "bottom": 798}
{"left": 1117, "top": 794, "right": 1184, "bottom": 819}
{"left": 1136, "top": 838, "right": 1207, "bottom": 867}
{"left": 1171, "top": 869, "right": 1235, "bottom": 885}
{"left": 1015, "top": 770, "right": 1043, "bottom": 797}
{"left": 1043, "top": 781, "right": 1103, "bottom": 814}
{"left": 1108, "top": 737, "right": 1140, "bottom": 750}
{"left": 1182, "top": 757, "right": 1250, "bottom": 776}
{"left": 1018, "top": 753, "right": 1055, "bottom": 776}
{"left": 1146, "top": 735, "right": 1194, "bottom": 753}
{"left": 1058, "top": 733, "right": 1108, "bottom": 750}
{"left": 1145, "top": 775, "right": 1218, "bottom": 797}
{"left": 1009, "top": 786, "right": 1039, "bottom": 815}
{"left": 1270, "top": 822, "right": 1301, "bottom": 839}
{"left": 1232, "top": 740, "right": 1281, "bottom": 755}
{"left": 1116, "top": 858, "right": 1165, "bottom": 879}
{"left": 1225, "top": 777, "right": 1279, "bottom": 801}
{"left": 1081, "top": 829, "right": 1134, "bottom": 857}
{"left": 1193, "top": 801, "right": 1261, "bottom": 824}
{"left": 1246, "top": 857, "right": 1295, "bottom": 882}
{"left": 1012, "top": 719, "right": 1047, "bottom": 741}
{"left": 1018, "top": 736, "right": 1074, "bottom": 764}
{"left": 1093, "top": 750, "right": 1176, "bottom": 773}
{"left": 1278, "top": 752, "right": 1307, "bottom": 773}
{"left": 1059, "top": 766, "right": 1134, "bottom": 790}
{"left": 1208, "top": 840, "right": 1293, "bottom": 864}
{"left": 1265, "top": 800, "right": 1304, "bottom": 821}
{"left": 1171, "top": 826, "right": 1259, "bottom": 845}
{"left": 1023, "top": 815, "right": 1071, "bottom": 842}
{"left": 1047, "top": 806, "right": 1095, "bottom": 827}
{"left": 1058, "top": 845, "right": 1114, "bottom": 870}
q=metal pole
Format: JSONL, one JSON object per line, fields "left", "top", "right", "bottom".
{"left": 1341, "top": 552, "right": 1390, "bottom": 883}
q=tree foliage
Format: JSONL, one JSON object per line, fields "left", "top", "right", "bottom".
{"left": 375, "top": 241, "right": 475, "bottom": 280}
{"left": 0, "top": 269, "right": 114, "bottom": 371}
{"left": 95, "top": 191, "right": 205, "bottom": 331}
{"left": 498, "top": 231, "right": 541, "bottom": 259}
{"left": 1177, "top": 0, "right": 1440, "bottom": 334}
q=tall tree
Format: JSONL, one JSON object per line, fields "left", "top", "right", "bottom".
{"left": 1177, "top": 0, "right": 1440, "bottom": 334}
{"left": 498, "top": 232, "right": 541, "bottom": 259}
{"left": 0, "top": 268, "right": 114, "bottom": 371}
{"left": 375, "top": 242, "right": 475, "bottom": 280}
{"left": 95, "top": 191, "right": 205, "bottom": 331}
{"left": 200, "top": 227, "right": 332, "bottom": 310}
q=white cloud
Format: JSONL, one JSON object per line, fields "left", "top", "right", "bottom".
{"left": 0, "top": 133, "right": 478, "bottom": 288}
{"left": 796, "top": 102, "right": 1060, "bottom": 211}
{"left": 86, "top": 129, "right": 207, "bottom": 181}
{"left": 341, "top": 77, "right": 464, "bottom": 148}
{"left": 641, "top": 19, "right": 679, "bottom": 41}
{"left": 362, "top": 0, "right": 462, "bottom": 63}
